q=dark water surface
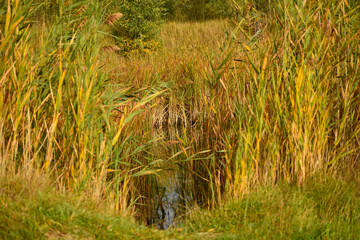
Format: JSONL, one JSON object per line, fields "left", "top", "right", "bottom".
{"left": 147, "top": 128, "right": 196, "bottom": 230}
{"left": 152, "top": 167, "right": 193, "bottom": 229}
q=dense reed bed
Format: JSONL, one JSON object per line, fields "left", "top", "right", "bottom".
{"left": 199, "top": 0, "right": 360, "bottom": 199}
{"left": 1, "top": 0, "right": 360, "bottom": 236}
{"left": 0, "top": 0, "right": 163, "bottom": 215}
{"left": 107, "top": 0, "right": 360, "bottom": 205}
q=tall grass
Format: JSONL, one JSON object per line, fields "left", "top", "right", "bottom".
{"left": 1, "top": 0, "right": 360, "bottom": 229}
{"left": 196, "top": 0, "right": 360, "bottom": 198}
{"left": 0, "top": 0, "right": 163, "bottom": 215}
{"left": 106, "top": 0, "right": 360, "bottom": 205}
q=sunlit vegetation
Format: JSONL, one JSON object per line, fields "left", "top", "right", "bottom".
{"left": 1, "top": 0, "right": 360, "bottom": 238}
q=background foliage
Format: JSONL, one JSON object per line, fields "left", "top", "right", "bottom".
{"left": 163, "top": 0, "right": 235, "bottom": 21}
{"left": 108, "top": 0, "right": 164, "bottom": 55}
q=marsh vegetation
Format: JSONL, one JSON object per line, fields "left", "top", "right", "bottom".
{"left": 1, "top": 0, "right": 360, "bottom": 238}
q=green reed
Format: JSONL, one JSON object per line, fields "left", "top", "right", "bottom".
{"left": 148, "top": 0, "right": 360, "bottom": 202}
{"left": 192, "top": 0, "right": 360, "bottom": 197}
{"left": 1, "top": 0, "right": 360, "bottom": 226}
{"left": 107, "top": 0, "right": 360, "bottom": 207}
{"left": 0, "top": 0, "right": 164, "bottom": 214}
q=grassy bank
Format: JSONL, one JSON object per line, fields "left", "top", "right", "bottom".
{"left": 1, "top": 175, "right": 359, "bottom": 239}
{"left": 183, "top": 177, "right": 360, "bottom": 239}
{"left": 0, "top": 174, "right": 162, "bottom": 239}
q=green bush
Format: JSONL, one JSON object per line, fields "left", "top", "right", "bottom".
{"left": 108, "top": 0, "right": 164, "bottom": 55}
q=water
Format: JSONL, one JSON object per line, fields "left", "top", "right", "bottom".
{"left": 147, "top": 128, "right": 195, "bottom": 229}
{"left": 153, "top": 168, "right": 193, "bottom": 229}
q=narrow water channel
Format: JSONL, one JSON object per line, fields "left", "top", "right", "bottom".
{"left": 146, "top": 128, "right": 196, "bottom": 230}
{"left": 152, "top": 167, "right": 193, "bottom": 229}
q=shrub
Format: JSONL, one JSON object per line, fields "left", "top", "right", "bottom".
{"left": 108, "top": 0, "right": 164, "bottom": 55}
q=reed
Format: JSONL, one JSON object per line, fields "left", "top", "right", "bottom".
{"left": 0, "top": 0, "right": 163, "bottom": 215}
{"left": 176, "top": 0, "right": 360, "bottom": 201}
{"left": 1, "top": 0, "right": 360, "bottom": 229}
{"left": 196, "top": 0, "right": 360, "bottom": 197}
{"left": 105, "top": 0, "right": 360, "bottom": 204}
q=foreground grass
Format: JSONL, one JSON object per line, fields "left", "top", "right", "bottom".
{"left": 184, "top": 177, "right": 360, "bottom": 239}
{"left": 1, "top": 175, "right": 359, "bottom": 239}
{"left": 0, "top": 175, "right": 168, "bottom": 239}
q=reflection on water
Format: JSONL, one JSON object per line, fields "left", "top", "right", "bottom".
{"left": 152, "top": 167, "right": 193, "bottom": 229}
{"left": 147, "top": 127, "right": 195, "bottom": 230}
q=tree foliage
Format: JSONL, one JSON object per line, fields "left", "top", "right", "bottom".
{"left": 108, "top": 0, "right": 164, "bottom": 55}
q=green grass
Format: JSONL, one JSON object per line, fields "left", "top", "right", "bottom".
{"left": 0, "top": 174, "right": 170, "bottom": 239}
{"left": 1, "top": 175, "right": 359, "bottom": 239}
{"left": 183, "top": 177, "right": 360, "bottom": 239}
